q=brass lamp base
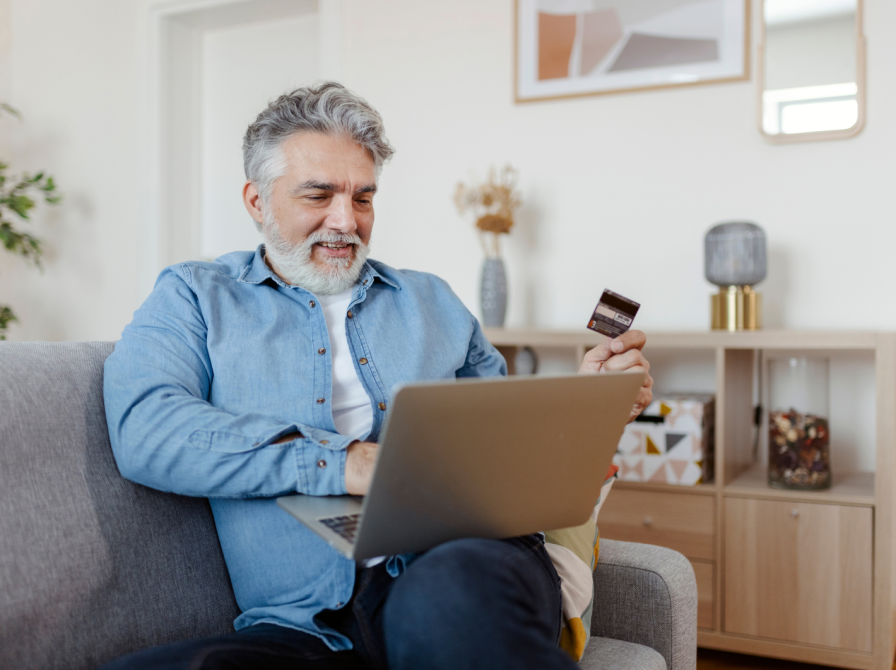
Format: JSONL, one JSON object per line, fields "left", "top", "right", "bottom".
{"left": 711, "top": 286, "right": 762, "bottom": 331}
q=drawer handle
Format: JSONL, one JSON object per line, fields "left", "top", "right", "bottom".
{"left": 791, "top": 509, "right": 800, "bottom": 519}
{"left": 643, "top": 516, "right": 653, "bottom": 526}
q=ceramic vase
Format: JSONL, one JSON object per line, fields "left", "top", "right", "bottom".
{"left": 480, "top": 258, "right": 507, "bottom": 327}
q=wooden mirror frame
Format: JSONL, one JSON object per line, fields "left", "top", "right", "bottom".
{"left": 758, "top": 0, "right": 866, "bottom": 144}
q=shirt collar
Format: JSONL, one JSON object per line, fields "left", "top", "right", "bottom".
{"left": 237, "top": 245, "right": 400, "bottom": 291}
{"left": 359, "top": 261, "right": 400, "bottom": 290}
{"left": 237, "top": 245, "right": 281, "bottom": 285}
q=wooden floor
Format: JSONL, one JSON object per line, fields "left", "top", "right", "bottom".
{"left": 697, "top": 649, "right": 864, "bottom": 670}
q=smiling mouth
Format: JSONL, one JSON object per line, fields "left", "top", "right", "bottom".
{"left": 317, "top": 242, "right": 351, "bottom": 250}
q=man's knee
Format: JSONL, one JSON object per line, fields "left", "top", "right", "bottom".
{"left": 382, "top": 537, "right": 566, "bottom": 670}
{"left": 383, "top": 535, "right": 559, "bottom": 636}
{"left": 393, "top": 537, "right": 540, "bottom": 606}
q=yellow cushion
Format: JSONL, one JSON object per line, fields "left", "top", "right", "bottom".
{"left": 544, "top": 465, "right": 617, "bottom": 661}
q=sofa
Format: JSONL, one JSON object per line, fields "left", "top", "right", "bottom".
{"left": 0, "top": 341, "right": 697, "bottom": 670}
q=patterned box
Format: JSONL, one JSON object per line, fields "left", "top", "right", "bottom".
{"left": 614, "top": 394, "right": 715, "bottom": 486}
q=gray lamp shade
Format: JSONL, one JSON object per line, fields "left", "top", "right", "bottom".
{"left": 704, "top": 221, "right": 767, "bottom": 287}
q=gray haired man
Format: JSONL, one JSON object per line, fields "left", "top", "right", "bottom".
{"left": 100, "top": 82, "right": 653, "bottom": 669}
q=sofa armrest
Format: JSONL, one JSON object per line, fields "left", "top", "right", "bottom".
{"left": 590, "top": 539, "right": 697, "bottom": 670}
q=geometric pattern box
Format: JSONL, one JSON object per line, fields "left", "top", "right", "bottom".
{"left": 614, "top": 394, "right": 715, "bottom": 486}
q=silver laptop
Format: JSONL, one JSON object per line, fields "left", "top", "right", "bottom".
{"left": 277, "top": 371, "right": 644, "bottom": 561}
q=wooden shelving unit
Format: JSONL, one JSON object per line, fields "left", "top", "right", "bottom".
{"left": 484, "top": 328, "right": 896, "bottom": 670}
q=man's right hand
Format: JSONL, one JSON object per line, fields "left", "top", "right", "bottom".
{"left": 345, "top": 441, "right": 379, "bottom": 495}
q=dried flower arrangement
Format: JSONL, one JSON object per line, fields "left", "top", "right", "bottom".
{"left": 453, "top": 165, "right": 521, "bottom": 258}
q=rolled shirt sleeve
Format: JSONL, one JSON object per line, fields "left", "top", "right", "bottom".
{"left": 103, "top": 265, "right": 351, "bottom": 498}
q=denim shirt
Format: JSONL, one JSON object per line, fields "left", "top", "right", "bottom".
{"left": 103, "top": 246, "right": 507, "bottom": 649}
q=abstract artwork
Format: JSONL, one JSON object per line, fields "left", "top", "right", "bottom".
{"left": 515, "top": 0, "right": 750, "bottom": 102}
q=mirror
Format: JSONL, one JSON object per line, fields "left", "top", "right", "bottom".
{"left": 760, "top": 0, "right": 865, "bottom": 142}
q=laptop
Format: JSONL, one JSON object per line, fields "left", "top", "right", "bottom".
{"left": 277, "top": 371, "right": 644, "bottom": 561}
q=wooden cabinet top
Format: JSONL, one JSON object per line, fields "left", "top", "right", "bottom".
{"left": 483, "top": 328, "right": 894, "bottom": 351}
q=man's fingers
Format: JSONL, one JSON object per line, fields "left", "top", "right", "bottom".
{"left": 582, "top": 340, "right": 615, "bottom": 366}
{"left": 609, "top": 329, "right": 647, "bottom": 354}
{"left": 582, "top": 329, "right": 648, "bottom": 367}
{"left": 627, "top": 371, "right": 655, "bottom": 422}
{"left": 602, "top": 349, "right": 650, "bottom": 373}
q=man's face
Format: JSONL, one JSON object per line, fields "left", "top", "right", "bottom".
{"left": 244, "top": 131, "right": 378, "bottom": 293}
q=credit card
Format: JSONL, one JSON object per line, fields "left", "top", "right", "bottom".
{"left": 586, "top": 290, "right": 640, "bottom": 338}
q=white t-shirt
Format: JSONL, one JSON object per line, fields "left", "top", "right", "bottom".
{"left": 317, "top": 289, "right": 374, "bottom": 440}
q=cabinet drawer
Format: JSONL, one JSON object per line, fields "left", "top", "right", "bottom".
{"left": 724, "top": 498, "right": 872, "bottom": 652}
{"left": 599, "top": 490, "right": 715, "bottom": 560}
{"left": 692, "top": 561, "right": 715, "bottom": 630}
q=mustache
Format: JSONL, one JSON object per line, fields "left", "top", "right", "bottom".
{"left": 305, "top": 231, "right": 363, "bottom": 248}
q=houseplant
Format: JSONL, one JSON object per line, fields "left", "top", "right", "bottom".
{"left": 0, "top": 103, "right": 61, "bottom": 339}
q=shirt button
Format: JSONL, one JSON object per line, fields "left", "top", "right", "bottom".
{"left": 309, "top": 300, "right": 316, "bottom": 308}
{"left": 378, "top": 402, "right": 387, "bottom": 411}
{"left": 317, "top": 398, "right": 326, "bottom": 404}
{"left": 347, "top": 310, "right": 354, "bottom": 318}
{"left": 320, "top": 440, "right": 329, "bottom": 445}
{"left": 318, "top": 348, "right": 326, "bottom": 355}
{"left": 317, "top": 460, "right": 327, "bottom": 468}
{"left": 362, "top": 279, "right": 368, "bottom": 285}
{"left": 359, "top": 357, "right": 368, "bottom": 365}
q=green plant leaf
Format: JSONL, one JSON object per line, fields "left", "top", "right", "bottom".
{"left": 0, "top": 304, "right": 16, "bottom": 340}
{"left": 7, "top": 194, "right": 35, "bottom": 219}
{"left": 0, "top": 103, "right": 21, "bottom": 120}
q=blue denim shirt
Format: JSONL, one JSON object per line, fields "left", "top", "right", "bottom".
{"left": 103, "top": 246, "right": 507, "bottom": 649}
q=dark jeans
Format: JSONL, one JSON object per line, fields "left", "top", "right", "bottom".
{"left": 97, "top": 534, "right": 579, "bottom": 670}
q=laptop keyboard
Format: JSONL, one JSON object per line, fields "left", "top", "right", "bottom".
{"left": 318, "top": 514, "right": 361, "bottom": 543}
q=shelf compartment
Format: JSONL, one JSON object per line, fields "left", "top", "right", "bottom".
{"left": 724, "top": 464, "right": 874, "bottom": 505}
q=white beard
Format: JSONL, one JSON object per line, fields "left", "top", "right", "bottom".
{"left": 261, "top": 212, "right": 370, "bottom": 295}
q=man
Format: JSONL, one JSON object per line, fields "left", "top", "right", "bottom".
{"left": 101, "top": 82, "right": 653, "bottom": 670}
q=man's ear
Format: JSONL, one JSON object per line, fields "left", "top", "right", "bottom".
{"left": 243, "top": 181, "right": 265, "bottom": 227}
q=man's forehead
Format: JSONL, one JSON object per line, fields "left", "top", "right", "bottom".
{"left": 282, "top": 131, "right": 373, "bottom": 162}
{"left": 281, "top": 132, "right": 376, "bottom": 185}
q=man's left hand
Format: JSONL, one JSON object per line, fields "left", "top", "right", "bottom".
{"left": 578, "top": 329, "right": 654, "bottom": 422}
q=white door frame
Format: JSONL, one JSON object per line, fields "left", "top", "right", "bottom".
{"left": 135, "top": 0, "right": 344, "bottom": 300}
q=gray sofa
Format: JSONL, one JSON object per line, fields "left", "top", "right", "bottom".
{"left": 0, "top": 342, "right": 697, "bottom": 670}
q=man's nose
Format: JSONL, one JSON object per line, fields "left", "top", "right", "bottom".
{"left": 325, "top": 195, "right": 357, "bottom": 234}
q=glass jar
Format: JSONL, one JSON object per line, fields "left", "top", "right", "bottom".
{"left": 767, "top": 357, "right": 831, "bottom": 490}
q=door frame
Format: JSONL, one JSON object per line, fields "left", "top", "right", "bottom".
{"left": 135, "top": 0, "right": 344, "bottom": 300}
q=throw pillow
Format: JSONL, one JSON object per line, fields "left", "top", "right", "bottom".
{"left": 544, "top": 463, "right": 618, "bottom": 661}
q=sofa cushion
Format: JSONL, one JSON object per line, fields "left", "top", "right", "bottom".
{"left": 0, "top": 342, "right": 240, "bottom": 670}
{"left": 579, "top": 637, "right": 667, "bottom": 670}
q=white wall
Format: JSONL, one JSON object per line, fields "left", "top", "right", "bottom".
{"left": 200, "top": 12, "right": 320, "bottom": 260}
{"left": 341, "top": 0, "right": 895, "bottom": 332}
{"left": 0, "top": 0, "right": 140, "bottom": 341}
{"left": 0, "top": 0, "right": 894, "bottom": 342}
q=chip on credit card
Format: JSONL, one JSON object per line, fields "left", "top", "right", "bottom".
{"left": 587, "top": 290, "right": 640, "bottom": 338}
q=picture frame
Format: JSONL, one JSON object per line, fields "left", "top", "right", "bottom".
{"left": 515, "top": 0, "right": 751, "bottom": 103}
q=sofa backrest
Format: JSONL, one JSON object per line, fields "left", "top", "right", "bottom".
{"left": 0, "top": 342, "right": 240, "bottom": 670}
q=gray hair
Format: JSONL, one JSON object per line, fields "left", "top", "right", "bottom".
{"left": 243, "top": 81, "right": 395, "bottom": 207}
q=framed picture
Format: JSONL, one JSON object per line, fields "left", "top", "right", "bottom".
{"left": 515, "top": 0, "right": 751, "bottom": 102}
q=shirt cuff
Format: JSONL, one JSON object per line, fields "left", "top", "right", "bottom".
{"left": 293, "top": 429, "right": 354, "bottom": 496}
